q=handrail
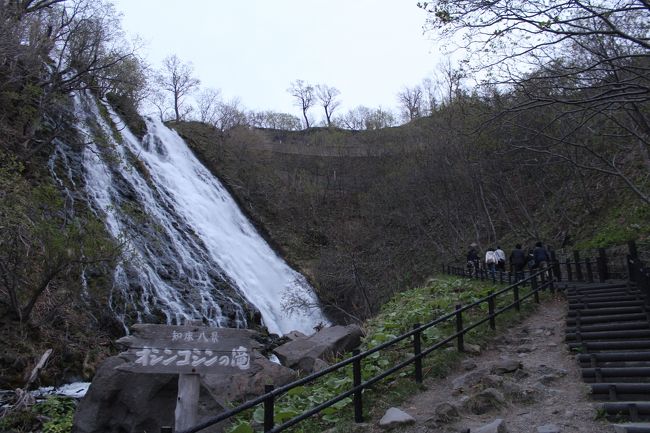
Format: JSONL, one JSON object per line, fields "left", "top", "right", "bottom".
{"left": 176, "top": 267, "right": 553, "bottom": 433}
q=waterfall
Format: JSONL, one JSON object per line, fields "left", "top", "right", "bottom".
{"left": 70, "top": 92, "right": 326, "bottom": 335}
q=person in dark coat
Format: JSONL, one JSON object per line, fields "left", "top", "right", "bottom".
{"left": 466, "top": 244, "right": 480, "bottom": 276}
{"left": 533, "top": 241, "right": 550, "bottom": 278}
{"left": 509, "top": 243, "right": 526, "bottom": 282}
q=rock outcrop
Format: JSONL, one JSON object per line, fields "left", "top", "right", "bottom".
{"left": 273, "top": 324, "right": 363, "bottom": 373}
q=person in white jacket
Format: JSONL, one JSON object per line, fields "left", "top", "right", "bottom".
{"left": 495, "top": 246, "right": 506, "bottom": 271}
{"left": 485, "top": 248, "right": 497, "bottom": 278}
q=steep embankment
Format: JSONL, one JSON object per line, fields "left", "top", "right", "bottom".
{"left": 172, "top": 118, "right": 644, "bottom": 324}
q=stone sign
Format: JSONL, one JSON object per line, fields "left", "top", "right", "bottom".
{"left": 116, "top": 324, "right": 260, "bottom": 375}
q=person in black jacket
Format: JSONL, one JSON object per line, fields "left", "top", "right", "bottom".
{"left": 510, "top": 244, "right": 526, "bottom": 282}
{"left": 533, "top": 241, "right": 550, "bottom": 278}
{"left": 466, "top": 244, "right": 480, "bottom": 276}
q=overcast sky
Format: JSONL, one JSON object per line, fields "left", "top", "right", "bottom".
{"left": 111, "top": 0, "right": 444, "bottom": 119}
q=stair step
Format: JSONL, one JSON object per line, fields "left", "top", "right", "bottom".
{"left": 566, "top": 329, "right": 650, "bottom": 342}
{"left": 566, "top": 286, "right": 639, "bottom": 296}
{"left": 566, "top": 322, "right": 650, "bottom": 334}
{"left": 613, "top": 422, "right": 650, "bottom": 433}
{"left": 580, "top": 361, "right": 650, "bottom": 369}
{"left": 591, "top": 383, "right": 650, "bottom": 401}
{"left": 567, "top": 313, "right": 649, "bottom": 325}
{"left": 598, "top": 401, "right": 650, "bottom": 420}
{"left": 583, "top": 367, "right": 650, "bottom": 378}
{"left": 578, "top": 352, "right": 650, "bottom": 363}
{"left": 567, "top": 289, "right": 643, "bottom": 299}
{"left": 569, "top": 300, "right": 647, "bottom": 309}
{"left": 568, "top": 306, "right": 646, "bottom": 317}
{"left": 568, "top": 340, "right": 650, "bottom": 351}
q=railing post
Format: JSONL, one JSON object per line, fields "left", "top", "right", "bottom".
{"left": 550, "top": 249, "right": 561, "bottom": 281}
{"left": 413, "top": 323, "right": 422, "bottom": 384}
{"left": 352, "top": 349, "right": 364, "bottom": 423}
{"left": 455, "top": 304, "right": 464, "bottom": 352}
{"left": 264, "top": 384, "right": 275, "bottom": 432}
{"left": 508, "top": 272, "right": 512, "bottom": 284}
{"left": 487, "top": 291, "right": 496, "bottom": 330}
{"left": 586, "top": 258, "right": 594, "bottom": 283}
{"left": 480, "top": 269, "right": 485, "bottom": 281}
{"left": 549, "top": 266, "right": 555, "bottom": 294}
{"left": 566, "top": 258, "right": 573, "bottom": 282}
{"left": 597, "top": 248, "right": 608, "bottom": 282}
{"left": 574, "top": 250, "right": 584, "bottom": 281}
{"left": 629, "top": 240, "right": 639, "bottom": 260}
{"left": 514, "top": 284, "right": 520, "bottom": 312}
{"left": 628, "top": 241, "right": 639, "bottom": 282}
{"left": 531, "top": 277, "right": 538, "bottom": 306}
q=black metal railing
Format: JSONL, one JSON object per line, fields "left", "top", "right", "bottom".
{"left": 627, "top": 241, "right": 650, "bottom": 305}
{"left": 170, "top": 268, "right": 554, "bottom": 433}
{"left": 448, "top": 245, "right": 638, "bottom": 286}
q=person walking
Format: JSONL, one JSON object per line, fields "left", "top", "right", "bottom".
{"left": 485, "top": 248, "right": 497, "bottom": 278}
{"left": 466, "top": 243, "right": 480, "bottom": 276}
{"left": 495, "top": 246, "right": 506, "bottom": 272}
{"left": 533, "top": 241, "right": 550, "bottom": 278}
{"left": 509, "top": 243, "right": 526, "bottom": 282}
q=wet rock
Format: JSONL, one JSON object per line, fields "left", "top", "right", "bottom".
{"left": 285, "top": 330, "right": 307, "bottom": 341}
{"left": 312, "top": 358, "right": 329, "bottom": 372}
{"left": 501, "top": 380, "right": 537, "bottom": 403}
{"left": 378, "top": 407, "right": 415, "bottom": 428}
{"left": 452, "top": 368, "right": 489, "bottom": 394}
{"left": 516, "top": 344, "right": 535, "bottom": 353}
{"left": 465, "top": 343, "right": 481, "bottom": 355}
{"left": 462, "top": 360, "right": 478, "bottom": 371}
{"left": 537, "top": 365, "right": 567, "bottom": 377}
{"left": 472, "top": 418, "right": 508, "bottom": 433}
{"left": 490, "top": 359, "right": 522, "bottom": 375}
{"left": 464, "top": 387, "right": 506, "bottom": 414}
{"left": 201, "top": 354, "right": 298, "bottom": 402}
{"left": 273, "top": 325, "right": 362, "bottom": 373}
{"left": 536, "top": 424, "right": 561, "bottom": 433}
{"left": 433, "top": 402, "right": 459, "bottom": 423}
{"left": 480, "top": 374, "right": 505, "bottom": 389}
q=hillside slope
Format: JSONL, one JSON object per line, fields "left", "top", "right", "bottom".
{"left": 172, "top": 109, "right": 647, "bottom": 323}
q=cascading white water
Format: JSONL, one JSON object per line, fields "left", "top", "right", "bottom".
{"left": 74, "top": 92, "right": 327, "bottom": 335}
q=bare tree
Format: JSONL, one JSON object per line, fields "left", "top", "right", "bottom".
{"left": 421, "top": 77, "right": 438, "bottom": 115}
{"left": 315, "top": 84, "right": 341, "bottom": 127}
{"left": 158, "top": 54, "right": 200, "bottom": 122}
{"left": 420, "top": 0, "right": 650, "bottom": 204}
{"left": 288, "top": 79, "right": 315, "bottom": 129}
{"left": 336, "top": 106, "right": 396, "bottom": 130}
{"left": 437, "top": 59, "right": 466, "bottom": 106}
{"left": 196, "top": 88, "right": 223, "bottom": 124}
{"left": 397, "top": 85, "right": 423, "bottom": 122}
{"left": 248, "top": 111, "right": 302, "bottom": 130}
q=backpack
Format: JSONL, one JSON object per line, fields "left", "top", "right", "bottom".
{"left": 486, "top": 251, "right": 496, "bottom": 264}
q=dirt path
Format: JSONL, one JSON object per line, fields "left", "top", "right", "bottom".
{"left": 368, "top": 296, "right": 613, "bottom": 433}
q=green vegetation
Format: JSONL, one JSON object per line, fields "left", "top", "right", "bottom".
{"left": 0, "top": 396, "right": 75, "bottom": 433}
{"left": 226, "top": 275, "right": 540, "bottom": 433}
{"left": 577, "top": 203, "right": 650, "bottom": 249}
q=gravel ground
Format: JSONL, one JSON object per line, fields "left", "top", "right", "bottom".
{"left": 364, "top": 296, "right": 614, "bottom": 433}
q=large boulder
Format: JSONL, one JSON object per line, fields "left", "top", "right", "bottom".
{"left": 273, "top": 325, "right": 363, "bottom": 372}
{"left": 201, "top": 354, "right": 298, "bottom": 404}
{"left": 73, "top": 352, "right": 298, "bottom": 433}
{"left": 72, "top": 357, "right": 223, "bottom": 433}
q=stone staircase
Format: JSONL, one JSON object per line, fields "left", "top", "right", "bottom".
{"left": 565, "top": 281, "right": 650, "bottom": 433}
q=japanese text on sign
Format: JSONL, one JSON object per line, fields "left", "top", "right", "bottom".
{"left": 134, "top": 346, "right": 251, "bottom": 370}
